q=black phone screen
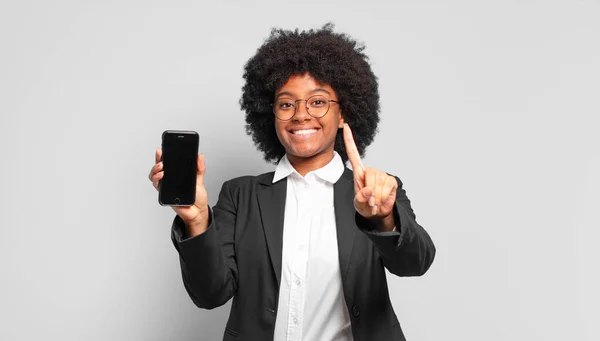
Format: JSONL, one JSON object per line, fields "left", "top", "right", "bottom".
{"left": 158, "top": 130, "right": 199, "bottom": 206}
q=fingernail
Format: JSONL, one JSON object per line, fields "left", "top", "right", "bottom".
{"left": 368, "top": 196, "right": 375, "bottom": 207}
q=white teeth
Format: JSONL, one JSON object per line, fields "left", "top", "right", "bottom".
{"left": 292, "top": 129, "right": 317, "bottom": 135}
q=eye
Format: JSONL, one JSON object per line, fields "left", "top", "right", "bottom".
{"left": 309, "top": 98, "right": 327, "bottom": 107}
{"left": 277, "top": 100, "right": 295, "bottom": 110}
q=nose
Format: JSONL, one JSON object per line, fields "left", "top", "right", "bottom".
{"left": 293, "top": 100, "right": 311, "bottom": 122}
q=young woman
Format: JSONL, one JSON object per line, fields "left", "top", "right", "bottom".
{"left": 148, "top": 24, "right": 435, "bottom": 341}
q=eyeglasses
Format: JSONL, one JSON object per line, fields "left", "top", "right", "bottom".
{"left": 271, "top": 95, "right": 339, "bottom": 121}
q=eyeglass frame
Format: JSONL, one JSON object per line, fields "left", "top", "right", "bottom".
{"left": 270, "top": 95, "right": 339, "bottom": 121}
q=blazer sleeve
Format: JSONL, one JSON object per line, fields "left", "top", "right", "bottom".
{"left": 170, "top": 180, "right": 238, "bottom": 309}
{"left": 355, "top": 176, "right": 436, "bottom": 277}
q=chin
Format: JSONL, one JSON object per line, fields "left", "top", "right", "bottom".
{"left": 287, "top": 145, "right": 327, "bottom": 159}
{"left": 288, "top": 150, "right": 317, "bottom": 159}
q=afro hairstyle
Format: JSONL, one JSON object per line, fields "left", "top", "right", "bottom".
{"left": 240, "top": 23, "right": 380, "bottom": 164}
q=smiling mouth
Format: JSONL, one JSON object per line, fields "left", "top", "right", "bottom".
{"left": 290, "top": 128, "right": 319, "bottom": 135}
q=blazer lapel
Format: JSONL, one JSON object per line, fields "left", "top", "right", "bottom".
{"left": 257, "top": 174, "right": 287, "bottom": 286}
{"left": 334, "top": 168, "right": 357, "bottom": 281}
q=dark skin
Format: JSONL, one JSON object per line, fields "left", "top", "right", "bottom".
{"left": 148, "top": 73, "right": 397, "bottom": 235}
{"left": 273, "top": 73, "right": 345, "bottom": 176}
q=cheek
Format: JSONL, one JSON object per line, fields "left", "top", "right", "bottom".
{"left": 274, "top": 121, "right": 288, "bottom": 142}
{"left": 326, "top": 114, "right": 344, "bottom": 134}
{"left": 330, "top": 110, "right": 344, "bottom": 128}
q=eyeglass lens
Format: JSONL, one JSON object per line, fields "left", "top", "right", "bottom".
{"left": 273, "top": 95, "right": 331, "bottom": 120}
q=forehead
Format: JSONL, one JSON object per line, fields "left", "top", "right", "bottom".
{"left": 275, "top": 73, "right": 336, "bottom": 97}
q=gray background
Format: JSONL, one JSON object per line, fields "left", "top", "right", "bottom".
{"left": 1, "top": 0, "right": 599, "bottom": 340}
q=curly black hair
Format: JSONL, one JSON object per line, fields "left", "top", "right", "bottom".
{"left": 240, "top": 23, "right": 380, "bottom": 164}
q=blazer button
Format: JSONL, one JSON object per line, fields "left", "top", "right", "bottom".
{"left": 352, "top": 305, "right": 360, "bottom": 317}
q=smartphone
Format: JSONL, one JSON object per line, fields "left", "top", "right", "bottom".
{"left": 158, "top": 130, "right": 199, "bottom": 206}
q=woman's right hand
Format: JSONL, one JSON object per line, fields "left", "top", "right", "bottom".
{"left": 148, "top": 148, "right": 209, "bottom": 237}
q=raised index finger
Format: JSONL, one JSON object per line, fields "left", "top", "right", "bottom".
{"left": 343, "top": 123, "right": 364, "bottom": 173}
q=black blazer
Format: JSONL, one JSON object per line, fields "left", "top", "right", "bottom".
{"left": 171, "top": 167, "right": 435, "bottom": 341}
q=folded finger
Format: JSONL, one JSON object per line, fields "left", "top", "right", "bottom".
{"left": 381, "top": 176, "right": 398, "bottom": 208}
{"left": 152, "top": 171, "right": 164, "bottom": 190}
{"left": 382, "top": 176, "right": 398, "bottom": 199}
{"left": 371, "top": 203, "right": 378, "bottom": 216}
{"left": 374, "top": 172, "right": 386, "bottom": 205}
{"left": 364, "top": 168, "right": 377, "bottom": 196}
{"left": 148, "top": 162, "right": 163, "bottom": 181}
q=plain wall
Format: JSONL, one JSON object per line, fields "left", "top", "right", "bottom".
{"left": 1, "top": 0, "right": 599, "bottom": 340}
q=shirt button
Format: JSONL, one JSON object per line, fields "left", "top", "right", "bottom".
{"left": 293, "top": 317, "right": 298, "bottom": 324}
{"left": 295, "top": 279, "right": 301, "bottom": 285}
{"left": 352, "top": 305, "right": 360, "bottom": 317}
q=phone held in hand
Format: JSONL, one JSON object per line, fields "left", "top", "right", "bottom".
{"left": 158, "top": 130, "right": 199, "bottom": 206}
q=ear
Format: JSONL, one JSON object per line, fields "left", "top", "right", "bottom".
{"left": 338, "top": 112, "right": 345, "bottom": 129}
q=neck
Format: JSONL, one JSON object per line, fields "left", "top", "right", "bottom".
{"left": 286, "top": 151, "right": 335, "bottom": 177}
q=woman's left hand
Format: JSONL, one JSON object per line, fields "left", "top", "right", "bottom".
{"left": 343, "top": 123, "right": 397, "bottom": 232}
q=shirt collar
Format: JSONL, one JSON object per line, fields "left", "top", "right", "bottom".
{"left": 272, "top": 151, "right": 345, "bottom": 184}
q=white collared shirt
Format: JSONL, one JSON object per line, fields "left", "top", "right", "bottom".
{"left": 272, "top": 152, "right": 354, "bottom": 341}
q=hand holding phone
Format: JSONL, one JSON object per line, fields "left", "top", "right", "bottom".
{"left": 158, "top": 130, "right": 199, "bottom": 206}
{"left": 148, "top": 130, "right": 209, "bottom": 236}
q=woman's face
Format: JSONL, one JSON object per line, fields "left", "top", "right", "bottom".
{"left": 274, "top": 73, "right": 344, "bottom": 164}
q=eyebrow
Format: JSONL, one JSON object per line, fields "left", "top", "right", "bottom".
{"left": 275, "top": 88, "right": 332, "bottom": 99}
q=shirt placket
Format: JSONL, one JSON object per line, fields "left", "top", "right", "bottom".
{"left": 286, "top": 177, "right": 311, "bottom": 341}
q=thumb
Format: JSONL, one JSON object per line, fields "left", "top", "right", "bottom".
{"left": 197, "top": 154, "right": 206, "bottom": 186}
{"left": 354, "top": 186, "right": 374, "bottom": 208}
